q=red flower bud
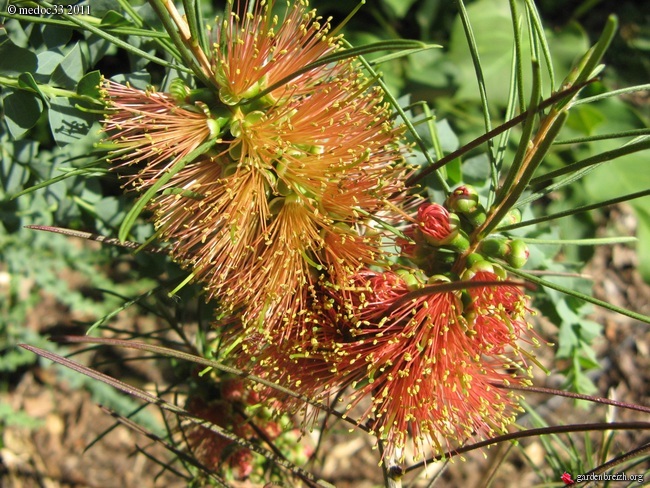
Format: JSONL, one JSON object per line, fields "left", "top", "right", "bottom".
{"left": 417, "top": 203, "right": 458, "bottom": 245}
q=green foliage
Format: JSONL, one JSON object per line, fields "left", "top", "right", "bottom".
{"left": 0, "top": 402, "right": 44, "bottom": 430}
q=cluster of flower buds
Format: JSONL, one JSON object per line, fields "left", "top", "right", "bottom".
{"left": 399, "top": 185, "right": 529, "bottom": 276}
{"left": 184, "top": 378, "right": 311, "bottom": 482}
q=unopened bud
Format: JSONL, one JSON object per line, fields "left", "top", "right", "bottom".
{"left": 427, "top": 274, "right": 451, "bottom": 285}
{"left": 395, "top": 269, "right": 426, "bottom": 290}
{"left": 446, "top": 185, "right": 479, "bottom": 214}
{"left": 446, "top": 228, "right": 470, "bottom": 252}
{"left": 497, "top": 208, "right": 522, "bottom": 228}
{"left": 465, "top": 253, "right": 487, "bottom": 267}
{"left": 417, "top": 203, "right": 459, "bottom": 246}
{"left": 479, "top": 236, "right": 510, "bottom": 258}
{"left": 446, "top": 185, "right": 487, "bottom": 228}
{"left": 461, "top": 260, "right": 495, "bottom": 281}
{"left": 506, "top": 239, "right": 529, "bottom": 268}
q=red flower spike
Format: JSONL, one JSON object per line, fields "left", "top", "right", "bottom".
{"left": 258, "top": 270, "right": 532, "bottom": 460}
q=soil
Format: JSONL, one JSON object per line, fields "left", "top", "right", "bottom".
{"left": 1, "top": 205, "right": 649, "bottom": 488}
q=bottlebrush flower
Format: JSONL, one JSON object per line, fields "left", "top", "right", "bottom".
{"left": 184, "top": 378, "right": 301, "bottom": 481}
{"left": 101, "top": 80, "right": 220, "bottom": 190}
{"left": 101, "top": 1, "right": 411, "bottom": 345}
{"left": 211, "top": 0, "right": 342, "bottom": 104}
{"left": 465, "top": 268, "right": 533, "bottom": 356}
{"left": 260, "top": 270, "right": 532, "bottom": 460}
{"left": 185, "top": 395, "right": 255, "bottom": 480}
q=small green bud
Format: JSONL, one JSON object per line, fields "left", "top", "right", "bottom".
{"left": 427, "top": 274, "right": 452, "bottom": 285}
{"left": 446, "top": 228, "right": 470, "bottom": 252}
{"left": 465, "top": 253, "right": 487, "bottom": 267}
{"left": 446, "top": 185, "right": 479, "bottom": 213}
{"left": 395, "top": 269, "right": 426, "bottom": 290}
{"left": 506, "top": 239, "right": 529, "bottom": 268}
{"left": 461, "top": 260, "right": 495, "bottom": 281}
{"left": 497, "top": 208, "right": 522, "bottom": 228}
{"left": 446, "top": 186, "right": 488, "bottom": 228}
{"left": 479, "top": 236, "right": 510, "bottom": 258}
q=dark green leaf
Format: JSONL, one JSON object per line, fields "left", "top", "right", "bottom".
{"left": 34, "top": 50, "right": 65, "bottom": 82}
{"left": 2, "top": 90, "right": 44, "bottom": 139}
{"left": 110, "top": 71, "right": 151, "bottom": 90}
{"left": 48, "top": 97, "right": 99, "bottom": 146}
{"left": 51, "top": 42, "right": 86, "bottom": 90}
{"left": 42, "top": 23, "right": 73, "bottom": 49}
{"left": 76, "top": 70, "right": 102, "bottom": 98}
{"left": 0, "top": 39, "right": 38, "bottom": 75}
{"left": 18, "top": 72, "right": 44, "bottom": 100}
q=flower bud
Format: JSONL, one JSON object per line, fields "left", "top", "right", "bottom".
{"left": 497, "top": 208, "right": 522, "bottom": 228}
{"left": 446, "top": 185, "right": 479, "bottom": 213}
{"left": 395, "top": 269, "right": 426, "bottom": 290}
{"left": 417, "top": 203, "right": 461, "bottom": 246}
{"left": 427, "top": 274, "right": 452, "bottom": 285}
{"left": 446, "top": 229, "right": 470, "bottom": 252}
{"left": 446, "top": 185, "right": 487, "bottom": 228}
{"left": 461, "top": 260, "right": 495, "bottom": 281}
{"left": 465, "top": 252, "right": 487, "bottom": 268}
{"left": 506, "top": 239, "right": 529, "bottom": 268}
{"left": 461, "top": 260, "right": 508, "bottom": 282}
{"left": 479, "top": 236, "right": 510, "bottom": 259}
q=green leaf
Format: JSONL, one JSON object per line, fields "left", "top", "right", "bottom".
{"left": 41, "top": 22, "right": 73, "bottom": 49}
{"left": 382, "top": 0, "right": 418, "bottom": 18}
{"left": 406, "top": 50, "right": 449, "bottom": 88}
{"left": 100, "top": 10, "right": 132, "bottom": 27}
{"left": 447, "top": 0, "right": 589, "bottom": 106}
{"left": 0, "top": 140, "right": 33, "bottom": 196}
{"left": 51, "top": 42, "right": 87, "bottom": 90}
{"left": 436, "top": 119, "right": 460, "bottom": 153}
{"left": 35, "top": 50, "right": 65, "bottom": 81}
{"left": 76, "top": 70, "right": 102, "bottom": 98}
{"left": 566, "top": 104, "right": 606, "bottom": 135}
{"left": 85, "top": 34, "right": 113, "bottom": 68}
{"left": 0, "top": 39, "right": 38, "bottom": 75}
{"left": 17, "top": 72, "right": 45, "bottom": 100}
{"left": 47, "top": 97, "right": 99, "bottom": 146}
{"left": 110, "top": 71, "right": 151, "bottom": 90}
{"left": 2, "top": 90, "right": 44, "bottom": 139}
{"left": 448, "top": 0, "right": 516, "bottom": 104}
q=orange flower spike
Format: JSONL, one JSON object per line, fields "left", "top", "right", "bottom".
{"left": 212, "top": 0, "right": 342, "bottom": 105}
{"left": 102, "top": 80, "right": 220, "bottom": 189}
{"left": 103, "top": 0, "right": 411, "bottom": 345}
